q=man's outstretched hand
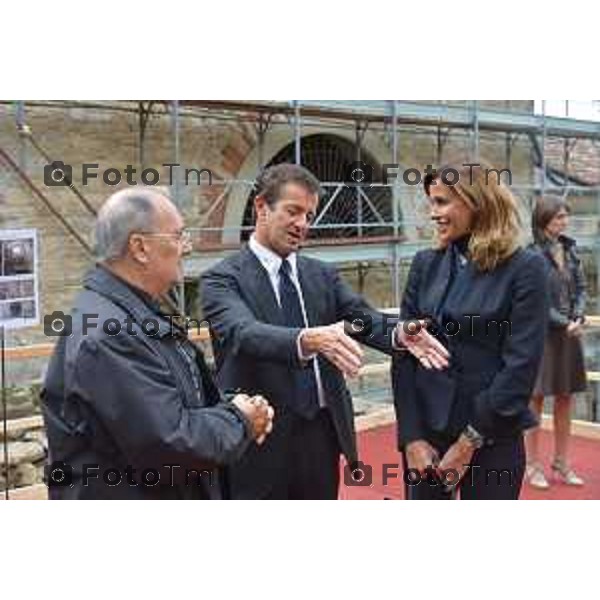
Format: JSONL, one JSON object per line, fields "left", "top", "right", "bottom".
{"left": 299, "top": 322, "right": 363, "bottom": 377}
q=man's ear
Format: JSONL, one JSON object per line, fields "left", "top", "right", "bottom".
{"left": 128, "top": 233, "right": 150, "bottom": 265}
{"left": 254, "top": 195, "right": 269, "bottom": 224}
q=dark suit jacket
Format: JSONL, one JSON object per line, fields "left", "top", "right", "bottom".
{"left": 392, "top": 245, "right": 548, "bottom": 448}
{"left": 200, "top": 245, "right": 397, "bottom": 490}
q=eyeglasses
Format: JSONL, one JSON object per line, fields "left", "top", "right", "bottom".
{"left": 136, "top": 229, "right": 192, "bottom": 246}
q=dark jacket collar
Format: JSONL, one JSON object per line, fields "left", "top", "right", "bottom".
{"left": 83, "top": 265, "right": 179, "bottom": 338}
{"left": 538, "top": 233, "right": 576, "bottom": 249}
{"left": 558, "top": 234, "right": 576, "bottom": 248}
{"left": 451, "top": 234, "right": 471, "bottom": 257}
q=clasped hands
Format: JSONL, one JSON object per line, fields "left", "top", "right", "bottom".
{"left": 299, "top": 319, "right": 450, "bottom": 377}
{"left": 405, "top": 436, "right": 476, "bottom": 489}
{"left": 232, "top": 394, "right": 274, "bottom": 445}
{"left": 566, "top": 318, "right": 584, "bottom": 338}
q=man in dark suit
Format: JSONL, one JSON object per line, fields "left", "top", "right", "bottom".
{"left": 201, "top": 163, "right": 448, "bottom": 499}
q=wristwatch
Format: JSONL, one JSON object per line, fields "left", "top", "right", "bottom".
{"left": 462, "top": 424, "right": 485, "bottom": 449}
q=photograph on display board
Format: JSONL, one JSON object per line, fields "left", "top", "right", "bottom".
{"left": 0, "top": 230, "right": 39, "bottom": 329}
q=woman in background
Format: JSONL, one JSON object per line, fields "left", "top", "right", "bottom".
{"left": 526, "top": 197, "right": 587, "bottom": 489}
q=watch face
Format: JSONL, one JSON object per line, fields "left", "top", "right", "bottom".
{"left": 465, "top": 426, "right": 484, "bottom": 447}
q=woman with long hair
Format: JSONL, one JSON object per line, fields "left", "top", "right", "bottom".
{"left": 525, "top": 196, "right": 586, "bottom": 489}
{"left": 392, "top": 160, "right": 548, "bottom": 500}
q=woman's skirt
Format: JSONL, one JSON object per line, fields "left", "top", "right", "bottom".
{"left": 533, "top": 327, "right": 587, "bottom": 396}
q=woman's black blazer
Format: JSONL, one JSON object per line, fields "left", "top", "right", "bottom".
{"left": 392, "top": 245, "right": 548, "bottom": 448}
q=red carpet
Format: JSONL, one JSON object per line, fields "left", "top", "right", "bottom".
{"left": 340, "top": 424, "right": 600, "bottom": 499}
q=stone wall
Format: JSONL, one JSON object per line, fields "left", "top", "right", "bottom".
{"left": 0, "top": 414, "right": 47, "bottom": 492}
{"left": 544, "top": 137, "right": 600, "bottom": 185}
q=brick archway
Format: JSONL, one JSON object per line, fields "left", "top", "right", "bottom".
{"left": 221, "top": 126, "right": 400, "bottom": 244}
{"left": 239, "top": 133, "right": 394, "bottom": 241}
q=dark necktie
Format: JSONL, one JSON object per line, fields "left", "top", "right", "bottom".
{"left": 278, "top": 259, "right": 320, "bottom": 419}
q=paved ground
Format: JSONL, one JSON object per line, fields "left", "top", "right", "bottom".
{"left": 3, "top": 408, "right": 598, "bottom": 500}
{"left": 341, "top": 423, "right": 600, "bottom": 500}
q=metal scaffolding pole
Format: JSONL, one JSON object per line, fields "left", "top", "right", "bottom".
{"left": 171, "top": 100, "right": 185, "bottom": 315}
{"left": 1, "top": 325, "right": 8, "bottom": 499}
{"left": 564, "top": 101, "right": 571, "bottom": 184}
{"left": 596, "top": 173, "right": 600, "bottom": 315}
{"left": 472, "top": 100, "right": 480, "bottom": 162}
{"left": 138, "top": 101, "right": 155, "bottom": 171}
{"left": 294, "top": 101, "right": 301, "bottom": 165}
{"left": 15, "top": 101, "right": 26, "bottom": 169}
{"left": 391, "top": 100, "right": 401, "bottom": 309}
{"left": 15, "top": 100, "right": 25, "bottom": 128}
{"left": 595, "top": 156, "right": 600, "bottom": 421}
{"left": 171, "top": 100, "right": 181, "bottom": 207}
{"left": 257, "top": 114, "right": 267, "bottom": 170}
{"left": 436, "top": 124, "right": 445, "bottom": 164}
{"left": 355, "top": 121, "right": 364, "bottom": 240}
{"left": 505, "top": 132, "right": 513, "bottom": 174}
{"left": 541, "top": 100, "right": 547, "bottom": 200}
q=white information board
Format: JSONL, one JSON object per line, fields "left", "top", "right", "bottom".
{"left": 0, "top": 229, "right": 39, "bottom": 329}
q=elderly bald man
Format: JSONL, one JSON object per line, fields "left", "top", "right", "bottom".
{"left": 42, "top": 187, "right": 273, "bottom": 499}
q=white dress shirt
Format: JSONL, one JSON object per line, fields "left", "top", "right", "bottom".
{"left": 248, "top": 234, "right": 326, "bottom": 408}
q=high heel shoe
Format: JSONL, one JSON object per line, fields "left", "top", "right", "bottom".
{"left": 525, "top": 463, "right": 550, "bottom": 489}
{"left": 551, "top": 459, "right": 584, "bottom": 486}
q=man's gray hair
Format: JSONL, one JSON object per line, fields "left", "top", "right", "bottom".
{"left": 94, "top": 187, "right": 171, "bottom": 261}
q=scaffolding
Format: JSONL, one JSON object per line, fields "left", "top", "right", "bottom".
{"left": 2, "top": 100, "right": 600, "bottom": 305}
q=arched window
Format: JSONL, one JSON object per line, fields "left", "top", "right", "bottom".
{"left": 241, "top": 134, "right": 395, "bottom": 241}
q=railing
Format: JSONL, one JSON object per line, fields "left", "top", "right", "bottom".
{"left": 4, "top": 314, "right": 600, "bottom": 365}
